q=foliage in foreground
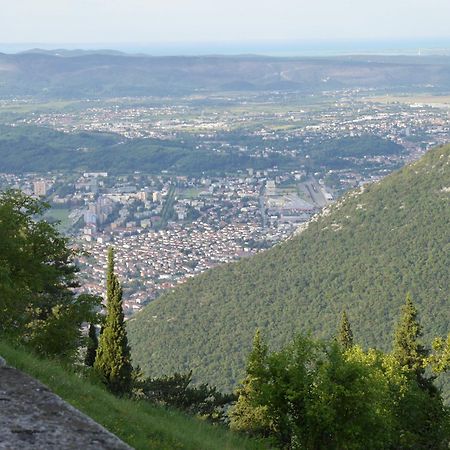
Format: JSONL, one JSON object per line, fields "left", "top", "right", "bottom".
{"left": 230, "top": 320, "right": 450, "bottom": 449}
{"left": 135, "top": 370, "right": 236, "bottom": 423}
{"left": 0, "top": 190, "right": 100, "bottom": 360}
{"left": 0, "top": 341, "right": 265, "bottom": 450}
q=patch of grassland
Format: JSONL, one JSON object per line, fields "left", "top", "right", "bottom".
{"left": 0, "top": 342, "right": 267, "bottom": 450}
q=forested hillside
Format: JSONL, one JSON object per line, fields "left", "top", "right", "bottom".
{"left": 128, "top": 144, "right": 450, "bottom": 392}
{"left": 0, "top": 124, "right": 401, "bottom": 174}
{"left": 0, "top": 125, "right": 292, "bottom": 174}
{"left": 1, "top": 53, "right": 450, "bottom": 98}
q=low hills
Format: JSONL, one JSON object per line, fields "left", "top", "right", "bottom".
{"left": 128, "top": 145, "right": 450, "bottom": 392}
{"left": 0, "top": 124, "right": 400, "bottom": 175}
{"left": 0, "top": 124, "right": 290, "bottom": 175}
{"left": 1, "top": 53, "right": 450, "bottom": 98}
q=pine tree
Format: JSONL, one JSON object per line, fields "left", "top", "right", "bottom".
{"left": 337, "top": 310, "right": 354, "bottom": 350}
{"left": 393, "top": 294, "right": 427, "bottom": 372}
{"left": 84, "top": 323, "right": 98, "bottom": 367}
{"left": 247, "top": 329, "right": 268, "bottom": 375}
{"left": 94, "top": 247, "right": 133, "bottom": 395}
{"left": 392, "top": 294, "right": 436, "bottom": 394}
{"left": 392, "top": 295, "right": 447, "bottom": 444}
{"left": 229, "top": 329, "right": 270, "bottom": 435}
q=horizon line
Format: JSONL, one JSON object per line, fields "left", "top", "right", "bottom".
{"left": 2, "top": 38, "right": 450, "bottom": 58}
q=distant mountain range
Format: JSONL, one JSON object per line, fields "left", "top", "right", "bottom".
{"left": 1, "top": 52, "right": 450, "bottom": 98}
{"left": 127, "top": 145, "right": 450, "bottom": 397}
{"left": 18, "top": 48, "right": 131, "bottom": 57}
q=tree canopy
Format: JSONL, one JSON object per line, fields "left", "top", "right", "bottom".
{"left": 231, "top": 331, "right": 449, "bottom": 449}
{"left": 0, "top": 190, "right": 99, "bottom": 359}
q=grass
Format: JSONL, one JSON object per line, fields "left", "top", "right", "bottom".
{"left": 0, "top": 341, "right": 267, "bottom": 450}
{"left": 181, "top": 188, "right": 202, "bottom": 199}
{"left": 43, "top": 207, "right": 72, "bottom": 231}
{"left": 0, "top": 99, "right": 80, "bottom": 114}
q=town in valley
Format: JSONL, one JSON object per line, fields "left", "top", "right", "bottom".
{"left": 1, "top": 88, "right": 449, "bottom": 315}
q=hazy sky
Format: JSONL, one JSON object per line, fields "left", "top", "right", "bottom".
{"left": 1, "top": 0, "right": 450, "bottom": 46}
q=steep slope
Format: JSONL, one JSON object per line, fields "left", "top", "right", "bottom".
{"left": 128, "top": 145, "right": 450, "bottom": 391}
{"left": 0, "top": 342, "right": 264, "bottom": 450}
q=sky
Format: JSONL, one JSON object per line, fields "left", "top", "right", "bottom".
{"left": 1, "top": 0, "right": 450, "bottom": 54}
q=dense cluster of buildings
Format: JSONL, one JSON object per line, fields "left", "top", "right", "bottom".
{"left": 0, "top": 168, "right": 330, "bottom": 315}
{"left": 74, "top": 171, "right": 327, "bottom": 315}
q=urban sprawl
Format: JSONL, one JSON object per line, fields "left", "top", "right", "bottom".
{"left": 2, "top": 89, "right": 449, "bottom": 316}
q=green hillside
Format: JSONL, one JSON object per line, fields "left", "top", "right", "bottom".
{"left": 0, "top": 125, "right": 402, "bottom": 175}
{"left": 0, "top": 124, "right": 293, "bottom": 175}
{"left": 128, "top": 145, "right": 450, "bottom": 392}
{"left": 0, "top": 341, "right": 264, "bottom": 450}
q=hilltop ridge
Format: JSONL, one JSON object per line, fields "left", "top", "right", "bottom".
{"left": 1, "top": 53, "right": 450, "bottom": 98}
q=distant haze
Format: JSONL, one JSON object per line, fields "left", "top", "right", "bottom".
{"left": 2, "top": 39, "right": 450, "bottom": 57}
{"left": 1, "top": 0, "right": 450, "bottom": 55}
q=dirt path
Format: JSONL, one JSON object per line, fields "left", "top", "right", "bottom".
{"left": 0, "top": 363, "right": 132, "bottom": 449}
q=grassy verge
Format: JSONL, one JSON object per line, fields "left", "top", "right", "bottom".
{"left": 0, "top": 341, "right": 267, "bottom": 450}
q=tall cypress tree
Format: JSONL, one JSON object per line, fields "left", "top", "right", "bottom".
{"left": 84, "top": 323, "right": 98, "bottom": 367}
{"left": 337, "top": 310, "right": 354, "bottom": 350}
{"left": 94, "top": 247, "right": 133, "bottom": 395}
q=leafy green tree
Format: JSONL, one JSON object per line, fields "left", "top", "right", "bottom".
{"left": 94, "top": 247, "right": 133, "bottom": 395}
{"left": 308, "top": 345, "right": 397, "bottom": 449}
{"left": 85, "top": 323, "right": 99, "bottom": 367}
{"left": 337, "top": 310, "right": 353, "bottom": 350}
{"left": 229, "top": 329, "right": 271, "bottom": 435}
{"left": 262, "top": 336, "right": 321, "bottom": 446}
{"left": 0, "top": 190, "right": 77, "bottom": 331}
{"left": 0, "top": 190, "right": 98, "bottom": 359}
{"left": 26, "top": 294, "right": 101, "bottom": 361}
{"left": 429, "top": 334, "right": 450, "bottom": 374}
{"left": 257, "top": 338, "right": 397, "bottom": 449}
